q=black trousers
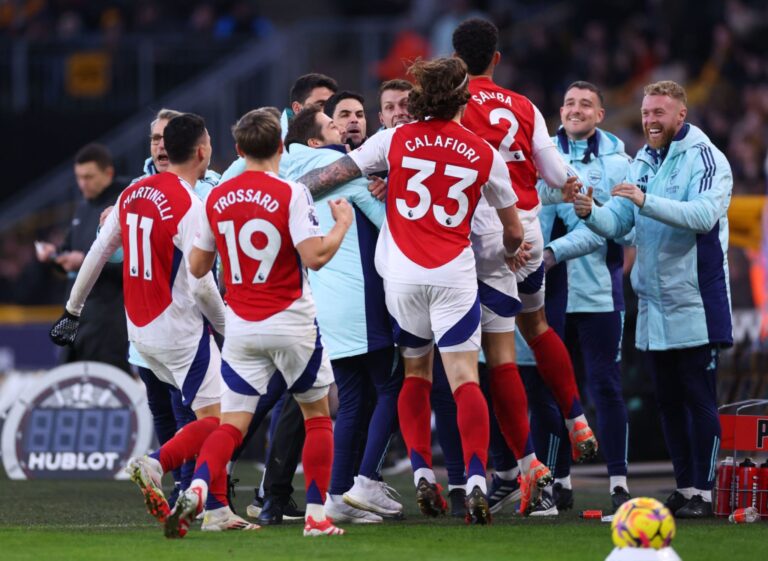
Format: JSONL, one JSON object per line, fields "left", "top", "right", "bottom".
{"left": 264, "top": 393, "right": 305, "bottom": 499}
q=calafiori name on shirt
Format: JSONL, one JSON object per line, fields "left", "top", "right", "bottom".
{"left": 212, "top": 188, "right": 280, "bottom": 214}
{"left": 472, "top": 90, "right": 513, "bottom": 107}
{"left": 122, "top": 186, "right": 174, "bottom": 220}
{"left": 405, "top": 134, "right": 480, "bottom": 164}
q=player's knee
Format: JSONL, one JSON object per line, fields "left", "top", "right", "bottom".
{"left": 296, "top": 388, "right": 331, "bottom": 419}
{"left": 518, "top": 309, "right": 548, "bottom": 341}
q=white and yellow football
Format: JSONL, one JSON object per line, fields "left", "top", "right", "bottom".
{"left": 611, "top": 497, "right": 676, "bottom": 549}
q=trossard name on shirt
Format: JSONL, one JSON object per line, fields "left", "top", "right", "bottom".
{"left": 212, "top": 188, "right": 280, "bottom": 214}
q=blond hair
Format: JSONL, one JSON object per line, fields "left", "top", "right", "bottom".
{"left": 150, "top": 108, "right": 183, "bottom": 130}
{"left": 643, "top": 81, "right": 687, "bottom": 105}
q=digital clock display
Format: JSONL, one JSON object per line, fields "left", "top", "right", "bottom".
{"left": 24, "top": 408, "right": 131, "bottom": 453}
{"left": 1, "top": 362, "right": 152, "bottom": 480}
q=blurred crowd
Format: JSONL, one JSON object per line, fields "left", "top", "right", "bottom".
{"left": 1, "top": 0, "right": 767, "bottom": 308}
{"left": 0, "top": 0, "right": 274, "bottom": 41}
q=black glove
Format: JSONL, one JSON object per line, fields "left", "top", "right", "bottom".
{"left": 50, "top": 310, "right": 80, "bottom": 346}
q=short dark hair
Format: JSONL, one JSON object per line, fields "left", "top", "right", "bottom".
{"left": 163, "top": 113, "right": 207, "bottom": 164}
{"left": 324, "top": 91, "right": 365, "bottom": 119}
{"left": 289, "top": 73, "right": 338, "bottom": 105}
{"left": 565, "top": 81, "right": 605, "bottom": 106}
{"left": 452, "top": 18, "right": 498, "bottom": 75}
{"left": 232, "top": 108, "right": 282, "bottom": 160}
{"left": 379, "top": 79, "right": 413, "bottom": 102}
{"left": 74, "top": 143, "right": 113, "bottom": 170}
{"left": 407, "top": 57, "right": 470, "bottom": 121}
{"left": 284, "top": 107, "right": 323, "bottom": 149}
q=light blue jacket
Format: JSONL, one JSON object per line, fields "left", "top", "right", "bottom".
{"left": 517, "top": 128, "right": 631, "bottom": 364}
{"left": 219, "top": 156, "right": 247, "bottom": 185}
{"left": 281, "top": 143, "right": 392, "bottom": 360}
{"left": 584, "top": 123, "right": 733, "bottom": 351}
{"left": 127, "top": 158, "right": 221, "bottom": 368}
{"left": 219, "top": 108, "right": 293, "bottom": 184}
{"left": 541, "top": 128, "right": 631, "bottom": 313}
{"left": 220, "top": 153, "right": 290, "bottom": 185}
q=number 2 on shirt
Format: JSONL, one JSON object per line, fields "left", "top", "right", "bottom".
{"left": 489, "top": 108, "right": 526, "bottom": 163}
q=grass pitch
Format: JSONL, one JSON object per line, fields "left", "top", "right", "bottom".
{"left": 1, "top": 465, "right": 766, "bottom": 561}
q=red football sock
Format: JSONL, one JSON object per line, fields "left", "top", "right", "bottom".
{"left": 529, "top": 328, "right": 584, "bottom": 419}
{"left": 453, "top": 381, "right": 489, "bottom": 478}
{"left": 397, "top": 376, "right": 433, "bottom": 471}
{"left": 303, "top": 416, "right": 334, "bottom": 505}
{"left": 156, "top": 416, "right": 219, "bottom": 473}
{"left": 193, "top": 423, "right": 243, "bottom": 509}
{"left": 490, "top": 362, "right": 533, "bottom": 459}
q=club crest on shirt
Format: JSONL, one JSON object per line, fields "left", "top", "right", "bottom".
{"left": 588, "top": 169, "right": 602, "bottom": 185}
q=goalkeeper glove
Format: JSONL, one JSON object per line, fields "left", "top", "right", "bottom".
{"left": 50, "top": 310, "right": 80, "bottom": 346}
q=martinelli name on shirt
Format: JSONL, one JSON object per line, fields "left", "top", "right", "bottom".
{"left": 405, "top": 134, "right": 481, "bottom": 164}
{"left": 212, "top": 188, "right": 280, "bottom": 214}
{"left": 122, "top": 186, "right": 174, "bottom": 220}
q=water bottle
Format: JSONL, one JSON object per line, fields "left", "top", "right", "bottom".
{"left": 737, "top": 458, "right": 759, "bottom": 509}
{"left": 729, "top": 506, "right": 759, "bottom": 524}
{"left": 715, "top": 456, "right": 735, "bottom": 517}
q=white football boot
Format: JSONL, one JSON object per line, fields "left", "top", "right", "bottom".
{"left": 324, "top": 493, "right": 383, "bottom": 523}
{"left": 343, "top": 475, "right": 404, "bottom": 518}
{"left": 202, "top": 506, "right": 261, "bottom": 531}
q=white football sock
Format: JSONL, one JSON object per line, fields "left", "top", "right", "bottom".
{"left": 496, "top": 467, "right": 520, "bottom": 481}
{"left": 466, "top": 474, "right": 487, "bottom": 494}
{"left": 146, "top": 455, "right": 163, "bottom": 475}
{"left": 678, "top": 487, "right": 694, "bottom": 499}
{"left": 189, "top": 478, "right": 209, "bottom": 505}
{"left": 610, "top": 476, "right": 628, "bottom": 493}
{"left": 565, "top": 414, "right": 588, "bottom": 432}
{"left": 518, "top": 453, "right": 536, "bottom": 475}
{"left": 305, "top": 503, "right": 325, "bottom": 521}
{"left": 694, "top": 489, "right": 712, "bottom": 502}
{"left": 414, "top": 467, "right": 436, "bottom": 487}
{"left": 555, "top": 476, "right": 572, "bottom": 490}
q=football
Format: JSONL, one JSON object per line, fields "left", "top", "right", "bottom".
{"left": 611, "top": 497, "right": 676, "bottom": 549}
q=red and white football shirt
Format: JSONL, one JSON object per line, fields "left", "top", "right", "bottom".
{"left": 348, "top": 119, "right": 517, "bottom": 288}
{"left": 110, "top": 172, "right": 207, "bottom": 348}
{"left": 195, "top": 171, "right": 322, "bottom": 336}
{"left": 462, "top": 76, "right": 555, "bottom": 215}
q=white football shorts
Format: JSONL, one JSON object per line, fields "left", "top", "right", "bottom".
{"left": 384, "top": 281, "right": 481, "bottom": 358}
{"left": 220, "top": 325, "right": 333, "bottom": 413}
{"left": 471, "top": 229, "right": 522, "bottom": 333}
{"left": 516, "top": 206, "right": 546, "bottom": 313}
{"left": 133, "top": 329, "right": 222, "bottom": 411}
